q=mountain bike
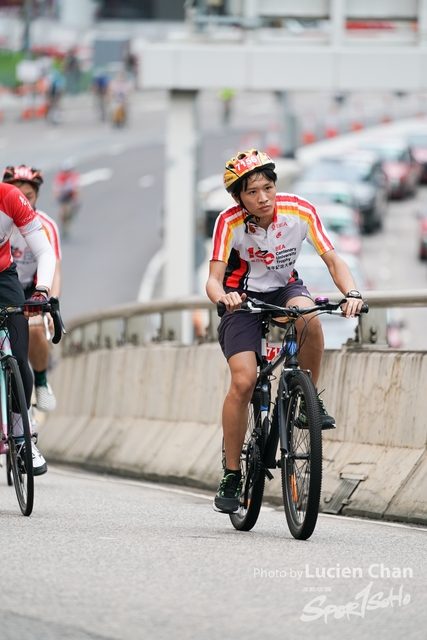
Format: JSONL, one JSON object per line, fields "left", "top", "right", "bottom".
{"left": 217, "top": 296, "right": 368, "bottom": 540}
{"left": 0, "top": 297, "right": 66, "bottom": 516}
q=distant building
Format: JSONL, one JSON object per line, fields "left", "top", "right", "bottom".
{"left": 96, "top": 0, "right": 185, "bottom": 21}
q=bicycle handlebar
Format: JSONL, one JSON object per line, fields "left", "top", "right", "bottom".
{"left": 0, "top": 296, "right": 66, "bottom": 344}
{"left": 217, "top": 296, "right": 369, "bottom": 318}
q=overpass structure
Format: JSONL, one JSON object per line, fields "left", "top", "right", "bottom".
{"left": 136, "top": 0, "right": 427, "bottom": 304}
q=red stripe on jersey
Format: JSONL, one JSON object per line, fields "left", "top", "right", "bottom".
{"left": 225, "top": 252, "right": 249, "bottom": 289}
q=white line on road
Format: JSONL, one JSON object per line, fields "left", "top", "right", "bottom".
{"left": 137, "top": 248, "right": 165, "bottom": 302}
{"left": 139, "top": 174, "right": 155, "bottom": 188}
{"left": 80, "top": 168, "right": 113, "bottom": 187}
{"left": 50, "top": 467, "right": 427, "bottom": 529}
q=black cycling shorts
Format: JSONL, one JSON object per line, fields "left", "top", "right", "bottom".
{"left": 217, "top": 280, "right": 313, "bottom": 364}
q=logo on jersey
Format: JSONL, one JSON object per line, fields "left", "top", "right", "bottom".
{"left": 19, "top": 195, "right": 32, "bottom": 209}
{"left": 247, "top": 247, "right": 275, "bottom": 265}
{"left": 272, "top": 221, "right": 288, "bottom": 230}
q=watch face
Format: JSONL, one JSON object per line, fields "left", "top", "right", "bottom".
{"left": 347, "top": 290, "right": 361, "bottom": 297}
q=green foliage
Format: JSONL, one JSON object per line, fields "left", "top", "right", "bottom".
{"left": 0, "top": 50, "right": 25, "bottom": 87}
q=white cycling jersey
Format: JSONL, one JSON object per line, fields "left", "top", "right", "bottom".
{"left": 211, "top": 193, "right": 334, "bottom": 292}
{"left": 10, "top": 209, "right": 61, "bottom": 289}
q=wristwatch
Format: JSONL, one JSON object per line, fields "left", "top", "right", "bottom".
{"left": 346, "top": 290, "right": 362, "bottom": 299}
{"left": 35, "top": 288, "right": 49, "bottom": 298}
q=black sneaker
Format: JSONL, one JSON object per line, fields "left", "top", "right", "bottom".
{"left": 298, "top": 395, "right": 336, "bottom": 431}
{"left": 213, "top": 471, "right": 242, "bottom": 513}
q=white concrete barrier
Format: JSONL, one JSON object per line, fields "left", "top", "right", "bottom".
{"left": 40, "top": 343, "right": 427, "bottom": 524}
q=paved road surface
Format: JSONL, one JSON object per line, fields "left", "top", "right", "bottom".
{"left": 0, "top": 465, "right": 425, "bottom": 640}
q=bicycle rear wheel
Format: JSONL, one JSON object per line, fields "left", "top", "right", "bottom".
{"left": 5, "top": 357, "right": 34, "bottom": 516}
{"left": 281, "top": 371, "right": 322, "bottom": 540}
{"left": 229, "top": 392, "right": 266, "bottom": 531}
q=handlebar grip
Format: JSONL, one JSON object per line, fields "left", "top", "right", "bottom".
{"left": 360, "top": 303, "right": 369, "bottom": 314}
{"left": 48, "top": 296, "right": 67, "bottom": 344}
{"left": 217, "top": 301, "right": 226, "bottom": 317}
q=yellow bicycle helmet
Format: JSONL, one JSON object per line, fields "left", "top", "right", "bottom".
{"left": 223, "top": 148, "right": 275, "bottom": 193}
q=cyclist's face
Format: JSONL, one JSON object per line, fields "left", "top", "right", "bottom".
{"left": 238, "top": 173, "right": 276, "bottom": 222}
{"left": 14, "top": 182, "right": 38, "bottom": 208}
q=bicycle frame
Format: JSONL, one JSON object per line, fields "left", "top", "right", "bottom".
{"left": 0, "top": 327, "right": 13, "bottom": 455}
{"left": 253, "top": 316, "right": 305, "bottom": 473}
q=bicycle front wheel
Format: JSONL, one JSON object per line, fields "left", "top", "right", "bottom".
{"left": 5, "top": 357, "right": 34, "bottom": 516}
{"left": 229, "top": 394, "right": 266, "bottom": 532}
{"left": 281, "top": 371, "right": 322, "bottom": 540}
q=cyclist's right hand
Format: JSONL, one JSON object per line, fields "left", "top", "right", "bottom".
{"left": 23, "top": 291, "right": 48, "bottom": 319}
{"left": 218, "top": 291, "right": 247, "bottom": 313}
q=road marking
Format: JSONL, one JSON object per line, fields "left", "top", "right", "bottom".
{"left": 80, "top": 168, "right": 113, "bottom": 187}
{"left": 137, "top": 248, "right": 165, "bottom": 302}
{"left": 139, "top": 174, "right": 155, "bottom": 188}
{"left": 108, "top": 143, "right": 124, "bottom": 155}
{"left": 50, "top": 467, "right": 427, "bottom": 529}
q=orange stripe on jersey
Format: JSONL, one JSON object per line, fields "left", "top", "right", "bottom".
{"left": 212, "top": 206, "right": 245, "bottom": 263}
{"left": 276, "top": 195, "right": 333, "bottom": 255}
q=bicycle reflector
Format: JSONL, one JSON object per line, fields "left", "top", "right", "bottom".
{"left": 314, "top": 297, "right": 329, "bottom": 304}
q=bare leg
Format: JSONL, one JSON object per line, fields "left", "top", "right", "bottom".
{"left": 222, "top": 351, "right": 257, "bottom": 470}
{"left": 28, "top": 324, "right": 49, "bottom": 372}
{"left": 286, "top": 296, "right": 324, "bottom": 387}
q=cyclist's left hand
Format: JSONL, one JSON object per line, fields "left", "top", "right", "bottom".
{"left": 24, "top": 291, "right": 48, "bottom": 319}
{"left": 341, "top": 297, "right": 364, "bottom": 318}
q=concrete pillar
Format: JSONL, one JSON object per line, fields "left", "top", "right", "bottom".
{"left": 243, "top": 0, "right": 258, "bottom": 20}
{"left": 58, "top": 0, "right": 97, "bottom": 29}
{"left": 331, "top": 0, "right": 346, "bottom": 47}
{"left": 277, "top": 91, "right": 298, "bottom": 158}
{"left": 163, "top": 90, "right": 198, "bottom": 342}
{"left": 419, "top": 0, "right": 427, "bottom": 46}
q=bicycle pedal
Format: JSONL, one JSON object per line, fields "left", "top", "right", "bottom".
{"left": 265, "top": 469, "right": 274, "bottom": 481}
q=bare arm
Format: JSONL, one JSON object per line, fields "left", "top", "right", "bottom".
{"left": 50, "top": 259, "right": 61, "bottom": 298}
{"left": 321, "top": 249, "right": 364, "bottom": 318}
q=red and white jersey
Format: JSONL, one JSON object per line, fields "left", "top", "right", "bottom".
{"left": 0, "top": 183, "right": 44, "bottom": 272}
{"left": 11, "top": 210, "right": 61, "bottom": 288}
{"left": 211, "top": 193, "right": 334, "bottom": 292}
{"left": 53, "top": 170, "right": 80, "bottom": 199}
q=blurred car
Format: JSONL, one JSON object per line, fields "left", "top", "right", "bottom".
{"left": 294, "top": 151, "right": 388, "bottom": 233}
{"left": 295, "top": 248, "right": 368, "bottom": 348}
{"left": 295, "top": 245, "right": 403, "bottom": 348}
{"left": 406, "top": 131, "right": 427, "bottom": 183}
{"left": 359, "top": 138, "right": 421, "bottom": 199}
{"left": 315, "top": 203, "right": 362, "bottom": 255}
{"left": 418, "top": 216, "right": 427, "bottom": 261}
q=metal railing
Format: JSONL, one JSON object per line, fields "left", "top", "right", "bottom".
{"left": 61, "top": 290, "right": 427, "bottom": 356}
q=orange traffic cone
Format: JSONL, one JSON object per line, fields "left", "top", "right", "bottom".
{"left": 265, "top": 123, "right": 281, "bottom": 158}
{"left": 301, "top": 113, "right": 316, "bottom": 145}
{"left": 324, "top": 110, "right": 338, "bottom": 138}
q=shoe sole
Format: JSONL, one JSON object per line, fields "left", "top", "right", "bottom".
{"left": 213, "top": 500, "right": 239, "bottom": 514}
{"left": 33, "top": 463, "right": 48, "bottom": 476}
{"left": 297, "top": 423, "right": 336, "bottom": 430}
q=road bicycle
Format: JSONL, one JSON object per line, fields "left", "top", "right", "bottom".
{"left": 217, "top": 295, "right": 368, "bottom": 540}
{"left": 0, "top": 297, "right": 66, "bottom": 516}
{"left": 58, "top": 196, "right": 80, "bottom": 239}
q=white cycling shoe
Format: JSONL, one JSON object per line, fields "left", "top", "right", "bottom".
{"left": 35, "top": 384, "right": 57, "bottom": 412}
{"left": 31, "top": 442, "right": 47, "bottom": 476}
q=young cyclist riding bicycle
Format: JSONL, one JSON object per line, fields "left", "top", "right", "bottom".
{"left": 206, "top": 149, "right": 365, "bottom": 514}
{"left": 3, "top": 165, "right": 62, "bottom": 413}
{"left": 0, "top": 178, "right": 55, "bottom": 475}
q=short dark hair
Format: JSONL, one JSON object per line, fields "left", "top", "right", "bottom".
{"left": 231, "top": 167, "right": 277, "bottom": 202}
